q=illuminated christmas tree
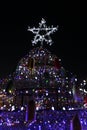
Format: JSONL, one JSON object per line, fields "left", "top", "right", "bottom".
{"left": 13, "top": 18, "right": 84, "bottom": 129}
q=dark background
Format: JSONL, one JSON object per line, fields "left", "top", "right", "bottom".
{"left": 0, "top": 2, "right": 87, "bottom": 80}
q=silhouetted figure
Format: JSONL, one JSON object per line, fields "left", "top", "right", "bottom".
{"left": 71, "top": 113, "right": 82, "bottom": 130}
{"left": 28, "top": 100, "right": 35, "bottom": 122}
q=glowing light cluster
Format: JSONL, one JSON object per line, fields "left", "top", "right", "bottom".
{"left": 0, "top": 18, "right": 87, "bottom": 130}
{"left": 79, "top": 79, "right": 87, "bottom": 108}
{"left": 13, "top": 47, "right": 81, "bottom": 110}
{"left": 28, "top": 18, "right": 58, "bottom": 46}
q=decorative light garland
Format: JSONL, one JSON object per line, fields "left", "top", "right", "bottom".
{"left": 28, "top": 18, "right": 58, "bottom": 46}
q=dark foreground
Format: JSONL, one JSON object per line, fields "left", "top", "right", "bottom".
{"left": 0, "top": 110, "right": 87, "bottom": 130}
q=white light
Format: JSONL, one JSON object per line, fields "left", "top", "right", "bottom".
{"left": 84, "top": 82, "right": 86, "bottom": 85}
{"left": 51, "top": 106, "right": 55, "bottom": 111}
{"left": 46, "top": 92, "right": 48, "bottom": 96}
{"left": 83, "top": 80, "right": 86, "bottom": 83}
{"left": 28, "top": 18, "right": 58, "bottom": 47}
{"left": 80, "top": 83, "right": 82, "bottom": 86}
{"left": 3, "top": 105, "right": 6, "bottom": 107}
{"left": 58, "top": 90, "right": 60, "bottom": 93}
{"left": 21, "top": 107, "right": 24, "bottom": 111}
{"left": 62, "top": 107, "right": 66, "bottom": 110}
{"left": 84, "top": 89, "right": 87, "bottom": 93}
{"left": 66, "top": 85, "right": 68, "bottom": 88}
{"left": 26, "top": 91, "right": 28, "bottom": 94}
{"left": 59, "top": 59, "right": 61, "bottom": 61}
{"left": 84, "top": 103, "right": 87, "bottom": 108}
{"left": 69, "top": 91, "right": 71, "bottom": 94}
{"left": 75, "top": 78, "right": 77, "bottom": 81}
{"left": 79, "top": 88, "right": 83, "bottom": 91}
{"left": 35, "top": 77, "right": 37, "bottom": 79}
{"left": 66, "top": 77, "right": 68, "bottom": 79}
{"left": 26, "top": 76, "right": 28, "bottom": 78}
{"left": 68, "top": 108, "right": 72, "bottom": 110}
{"left": 3, "top": 89, "right": 5, "bottom": 92}
{"left": 19, "top": 66, "right": 22, "bottom": 69}
{"left": 12, "top": 106, "right": 15, "bottom": 111}
{"left": 36, "top": 106, "right": 39, "bottom": 111}
{"left": 1, "top": 107, "right": 3, "bottom": 110}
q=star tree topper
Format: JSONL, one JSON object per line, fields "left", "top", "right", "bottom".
{"left": 28, "top": 18, "right": 58, "bottom": 46}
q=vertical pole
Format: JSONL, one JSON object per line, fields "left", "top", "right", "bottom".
{"left": 70, "top": 120, "right": 73, "bottom": 130}
{"left": 25, "top": 105, "right": 28, "bottom": 122}
{"left": 39, "top": 125, "right": 41, "bottom": 130}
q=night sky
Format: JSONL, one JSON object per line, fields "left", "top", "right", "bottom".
{"left": 0, "top": 2, "right": 87, "bottom": 79}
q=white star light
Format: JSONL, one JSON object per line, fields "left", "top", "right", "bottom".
{"left": 28, "top": 18, "right": 58, "bottom": 46}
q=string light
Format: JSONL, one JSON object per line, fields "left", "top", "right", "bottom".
{"left": 28, "top": 18, "right": 58, "bottom": 46}
{"left": 0, "top": 18, "right": 87, "bottom": 129}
